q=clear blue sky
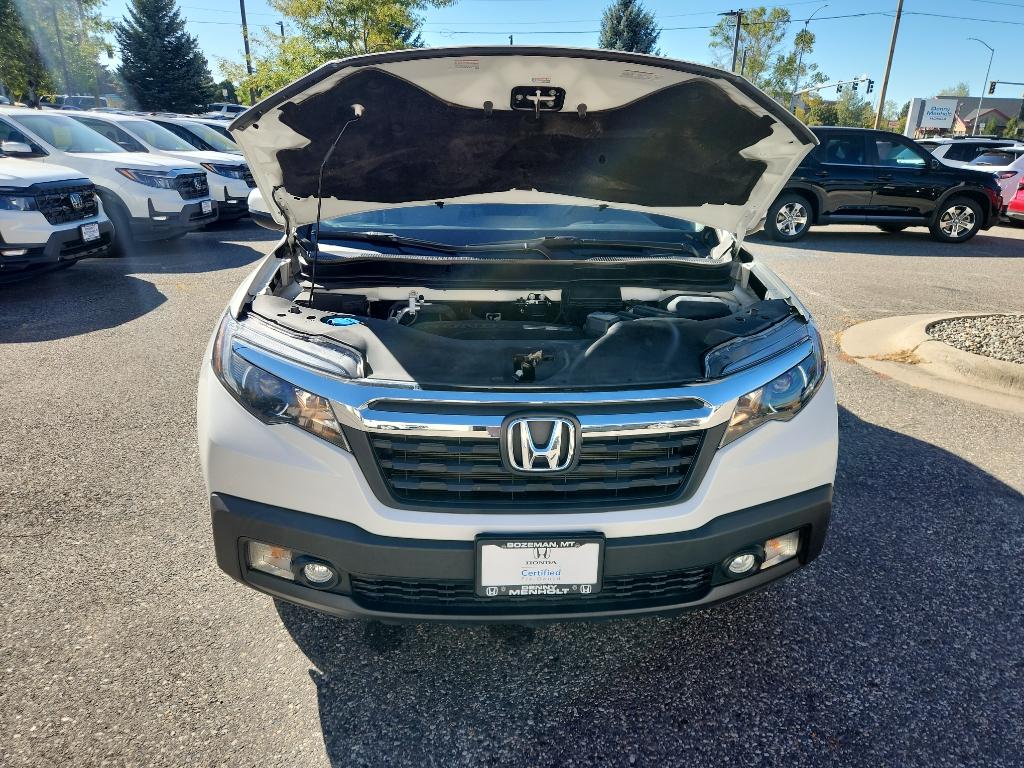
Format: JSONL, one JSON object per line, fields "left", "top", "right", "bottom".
{"left": 97, "top": 0, "right": 1024, "bottom": 106}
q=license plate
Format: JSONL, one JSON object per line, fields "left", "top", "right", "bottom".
{"left": 476, "top": 535, "right": 603, "bottom": 597}
{"left": 201, "top": 200, "right": 213, "bottom": 215}
{"left": 80, "top": 222, "right": 100, "bottom": 242}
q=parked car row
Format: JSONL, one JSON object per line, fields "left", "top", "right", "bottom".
{"left": 0, "top": 107, "right": 253, "bottom": 282}
{"left": 765, "top": 129, "right": 1019, "bottom": 243}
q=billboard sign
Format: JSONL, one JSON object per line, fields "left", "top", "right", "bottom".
{"left": 920, "top": 98, "right": 958, "bottom": 129}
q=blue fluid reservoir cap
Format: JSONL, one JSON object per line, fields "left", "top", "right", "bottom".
{"left": 322, "top": 315, "right": 362, "bottom": 327}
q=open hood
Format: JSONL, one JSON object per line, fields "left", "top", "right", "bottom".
{"left": 230, "top": 47, "right": 816, "bottom": 237}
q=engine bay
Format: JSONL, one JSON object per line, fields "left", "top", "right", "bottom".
{"left": 251, "top": 281, "right": 801, "bottom": 389}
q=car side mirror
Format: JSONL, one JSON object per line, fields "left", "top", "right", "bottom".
{"left": 1, "top": 140, "right": 36, "bottom": 157}
{"left": 930, "top": 158, "right": 941, "bottom": 170}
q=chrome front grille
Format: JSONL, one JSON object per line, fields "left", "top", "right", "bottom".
{"left": 175, "top": 172, "right": 209, "bottom": 200}
{"left": 35, "top": 184, "right": 98, "bottom": 224}
{"left": 364, "top": 430, "right": 706, "bottom": 508}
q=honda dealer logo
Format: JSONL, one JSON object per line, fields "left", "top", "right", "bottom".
{"left": 503, "top": 416, "right": 577, "bottom": 473}
{"left": 68, "top": 192, "right": 84, "bottom": 210}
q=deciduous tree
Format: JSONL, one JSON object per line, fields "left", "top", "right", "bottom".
{"left": 222, "top": 0, "right": 453, "bottom": 98}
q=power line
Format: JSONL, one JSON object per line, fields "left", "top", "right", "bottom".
{"left": 435, "top": 11, "right": 896, "bottom": 35}
{"left": 420, "top": 0, "right": 843, "bottom": 26}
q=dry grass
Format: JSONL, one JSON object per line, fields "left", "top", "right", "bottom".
{"left": 868, "top": 349, "right": 923, "bottom": 365}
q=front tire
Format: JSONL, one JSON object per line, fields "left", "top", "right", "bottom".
{"left": 930, "top": 196, "right": 982, "bottom": 243}
{"left": 766, "top": 194, "right": 812, "bottom": 241}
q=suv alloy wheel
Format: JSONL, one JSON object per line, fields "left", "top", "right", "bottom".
{"left": 766, "top": 193, "right": 812, "bottom": 241}
{"left": 930, "top": 196, "right": 982, "bottom": 243}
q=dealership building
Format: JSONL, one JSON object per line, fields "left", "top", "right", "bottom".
{"left": 905, "top": 96, "right": 1023, "bottom": 138}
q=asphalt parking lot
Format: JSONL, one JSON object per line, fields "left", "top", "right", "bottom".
{"left": 2, "top": 221, "right": 1022, "bottom": 767}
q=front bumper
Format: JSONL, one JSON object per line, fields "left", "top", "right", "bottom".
{"left": 0, "top": 220, "right": 114, "bottom": 281}
{"left": 130, "top": 198, "right": 218, "bottom": 241}
{"left": 211, "top": 179, "right": 252, "bottom": 219}
{"left": 211, "top": 485, "right": 831, "bottom": 623}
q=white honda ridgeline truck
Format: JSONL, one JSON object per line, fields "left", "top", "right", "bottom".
{"left": 199, "top": 48, "right": 838, "bottom": 623}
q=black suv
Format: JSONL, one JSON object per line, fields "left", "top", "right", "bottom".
{"left": 765, "top": 126, "right": 1003, "bottom": 243}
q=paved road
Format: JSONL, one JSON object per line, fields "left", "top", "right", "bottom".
{"left": 2, "top": 221, "right": 1022, "bottom": 767}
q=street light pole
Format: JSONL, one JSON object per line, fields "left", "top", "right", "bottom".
{"left": 873, "top": 0, "right": 903, "bottom": 129}
{"left": 968, "top": 38, "right": 995, "bottom": 136}
{"left": 790, "top": 4, "right": 828, "bottom": 113}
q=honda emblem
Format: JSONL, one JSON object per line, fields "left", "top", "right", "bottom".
{"left": 503, "top": 417, "right": 577, "bottom": 473}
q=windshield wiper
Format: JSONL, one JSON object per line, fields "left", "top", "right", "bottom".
{"left": 503, "top": 236, "right": 706, "bottom": 259}
{"left": 313, "top": 231, "right": 707, "bottom": 260}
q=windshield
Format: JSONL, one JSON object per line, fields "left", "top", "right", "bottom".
{"left": 318, "top": 204, "right": 707, "bottom": 248}
{"left": 13, "top": 114, "right": 124, "bottom": 153}
{"left": 970, "top": 151, "right": 1023, "bottom": 167}
{"left": 178, "top": 121, "right": 239, "bottom": 153}
{"left": 122, "top": 120, "right": 197, "bottom": 151}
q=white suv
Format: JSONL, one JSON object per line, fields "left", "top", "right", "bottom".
{"left": 0, "top": 155, "right": 113, "bottom": 280}
{"left": 0, "top": 107, "right": 216, "bottom": 250}
{"left": 69, "top": 112, "right": 254, "bottom": 219}
{"left": 199, "top": 48, "right": 838, "bottom": 622}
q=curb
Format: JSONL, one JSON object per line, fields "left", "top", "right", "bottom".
{"left": 839, "top": 312, "right": 1024, "bottom": 413}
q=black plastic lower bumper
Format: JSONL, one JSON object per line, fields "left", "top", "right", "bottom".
{"left": 211, "top": 485, "right": 832, "bottom": 623}
{"left": 0, "top": 220, "right": 114, "bottom": 282}
{"left": 130, "top": 199, "right": 218, "bottom": 240}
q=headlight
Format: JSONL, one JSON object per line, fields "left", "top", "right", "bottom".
{"left": 116, "top": 168, "right": 178, "bottom": 189}
{"left": 721, "top": 328, "right": 826, "bottom": 446}
{"left": 200, "top": 162, "right": 248, "bottom": 179}
{"left": 211, "top": 313, "right": 362, "bottom": 451}
{"left": 0, "top": 193, "right": 38, "bottom": 211}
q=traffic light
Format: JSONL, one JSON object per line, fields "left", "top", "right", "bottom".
{"left": 837, "top": 83, "right": 843, "bottom": 93}
{"left": 866, "top": 79, "right": 874, "bottom": 94}
{"left": 852, "top": 80, "right": 858, "bottom": 92}
{"left": 989, "top": 80, "right": 997, "bottom": 95}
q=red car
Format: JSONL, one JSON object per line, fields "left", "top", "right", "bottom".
{"left": 1007, "top": 180, "right": 1024, "bottom": 223}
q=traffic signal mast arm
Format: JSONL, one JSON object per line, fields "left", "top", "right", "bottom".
{"left": 989, "top": 80, "right": 1024, "bottom": 95}
{"left": 795, "top": 76, "right": 874, "bottom": 99}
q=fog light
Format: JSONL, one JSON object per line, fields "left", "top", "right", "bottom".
{"left": 303, "top": 562, "right": 335, "bottom": 584}
{"left": 1, "top": 249, "right": 28, "bottom": 256}
{"left": 723, "top": 550, "right": 762, "bottom": 578}
{"left": 762, "top": 531, "right": 800, "bottom": 569}
{"left": 727, "top": 553, "right": 757, "bottom": 575}
{"left": 248, "top": 540, "right": 294, "bottom": 580}
{"left": 293, "top": 556, "right": 339, "bottom": 589}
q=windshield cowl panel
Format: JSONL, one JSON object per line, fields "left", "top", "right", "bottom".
{"left": 314, "top": 203, "right": 721, "bottom": 257}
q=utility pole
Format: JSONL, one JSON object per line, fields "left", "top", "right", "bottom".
{"left": 238, "top": 0, "right": 254, "bottom": 105}
{"left": 967, "top": 38, "right": 995, "bottom": 136}
{"left": 50, "top": 2, "right": 73, "bottom": 95}
{"left": 720, "top": 10, "right": 743, "bottom": 73}
{"left": 509, "top": 35, "right": 514, "bottom": 46}
{"left": 873, "top": 0, "right": 903, "bottom": 129}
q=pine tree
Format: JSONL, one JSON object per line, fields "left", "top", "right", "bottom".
{"left": 116, "top": 0, "right": 216, "bottom": 113}
{"left": 598, "top": 0, "right": 660, "bottom": 55}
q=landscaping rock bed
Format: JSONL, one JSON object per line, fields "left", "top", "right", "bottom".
{"left": 928, "top": 314, "right": 1024, "bottom": 365}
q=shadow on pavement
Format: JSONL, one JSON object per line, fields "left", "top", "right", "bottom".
{"left": 276, "top": 406, "right": 1022, "bottom": 767}
{"left": 748, "top": 226, "right": 1024, "bottom": 258}
{"left": 0, "top": 222, "right": 266, "bottom": 343}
